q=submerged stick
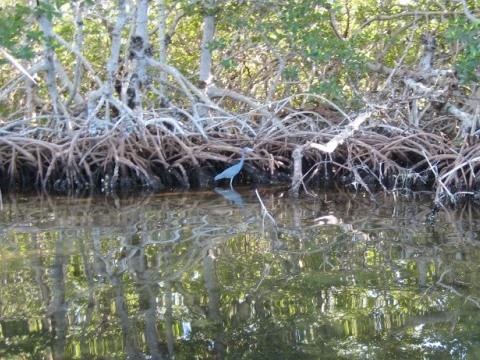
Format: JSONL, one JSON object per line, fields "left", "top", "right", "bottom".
{"left": 290, "top": 145, "right": 305, "bottom": 198}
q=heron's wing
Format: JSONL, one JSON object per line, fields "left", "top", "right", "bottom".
{"left": 214, "top": 163, "right": 241, "bottom": 180}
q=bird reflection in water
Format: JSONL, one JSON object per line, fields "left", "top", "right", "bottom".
{"left": 214, "top": 187, "right": 244, "bottom": 206}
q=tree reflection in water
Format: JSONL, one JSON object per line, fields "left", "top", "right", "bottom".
{"left": 0, "top": 190, "right": 479, "bottom": 359}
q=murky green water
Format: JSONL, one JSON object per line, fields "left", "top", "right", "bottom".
{"left": 0, "top": 188, "right": 479, "bottom": 359}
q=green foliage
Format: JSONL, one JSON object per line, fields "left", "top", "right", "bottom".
{"left": 206, "top": 38, "right": 228, "bottom": 51}
{"left": 34, "top": 1, "right": 61, "bottom": 21}
{"left": 220, "top": 57, "right": 235, "bottom": 70}
{"left": 446, "top": 20, "right": 480, "bottom": 83}
{"left": 0, "top": 4, "right": 39, "bottom": 60}
{"left": 0, "top": 0, "right": 479, "bottom": 116}
{"left": 284, "top": 66, "right": 299, "bottom": 82}
{"left": 205, "top": 0, "right": 363, "bottom": 103}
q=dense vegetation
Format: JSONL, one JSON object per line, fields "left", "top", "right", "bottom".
{"left": 1, "top": 0, "right": 480, "bottom": 203}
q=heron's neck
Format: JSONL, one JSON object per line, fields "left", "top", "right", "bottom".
{"left": 239, "top": 151, "right": 246, "bottom": 164}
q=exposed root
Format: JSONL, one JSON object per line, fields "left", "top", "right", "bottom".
{"left": 0, "top": 92, "right": 479, "bottom": 205}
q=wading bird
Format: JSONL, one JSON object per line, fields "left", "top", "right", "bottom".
{"left": 214, "top": 147, "right": 254, "bottom": 188}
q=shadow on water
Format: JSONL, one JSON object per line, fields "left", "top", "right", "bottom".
{"left": 1, "top": 189, "right": 480, "bottom": 359}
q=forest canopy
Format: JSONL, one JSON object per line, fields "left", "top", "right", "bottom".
{"left": 0, "top": 0, "right": 480, "bottom": 203}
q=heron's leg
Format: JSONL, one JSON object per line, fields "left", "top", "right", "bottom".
{"left": 230, "top": 177, "right": 234, "bottom": 189}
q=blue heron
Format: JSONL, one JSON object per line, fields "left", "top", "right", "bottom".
{"left": 214, "top": 147, "right": 254, "bottom": 188}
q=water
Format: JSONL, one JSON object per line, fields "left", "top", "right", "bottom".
{"left": 0, "top": 188, "right": 479, "bottom": 359}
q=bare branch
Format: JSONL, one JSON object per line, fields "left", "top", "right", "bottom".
{"left": 456, "top": 0, "right": 480, "bottom": 23}
{"left": 0, "top": 48, "right": 37, "bottom": 85}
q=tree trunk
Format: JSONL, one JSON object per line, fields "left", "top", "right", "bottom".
{"left": 198, "top": 0, "right": 216, "bottom": 118}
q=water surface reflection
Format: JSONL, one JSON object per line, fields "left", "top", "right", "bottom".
{"left": 0, "top": 189, "right": 479, "bottom": 359}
